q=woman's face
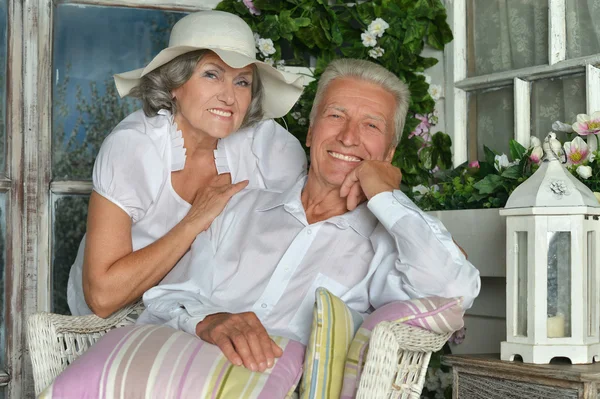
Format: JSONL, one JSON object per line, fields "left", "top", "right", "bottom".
{"left": 172, "top": 51, "right": 254, "bottom": 140}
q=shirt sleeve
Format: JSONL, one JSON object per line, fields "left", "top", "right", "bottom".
{"left": 218, "top": 120, "right": 307, "bottom": 190}
{"left": 366, "top": 190, "right": 481, "bottom": 310}
{"left": 137, "top": 239, "right": 228, "bottom": 335}
{"left": 92, "top": 128, "right": 166, "bottom": 223}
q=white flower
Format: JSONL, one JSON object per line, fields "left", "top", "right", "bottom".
{"left": 428, "top": 84, "right": 444, "bottom": 101}
{"left": 529, "top": 136, "right": 541, "bottom": 149}
{"left": 276, "top": 59, "right": 285, "bottom": 69}
{"left": 257, "top": 38, "right": 276, "bottom": 56}
{"left": 291, "top": 112, "right": 301, "bottom": 120}
{"left": 412, "top": 184, "right": 429, "bottom": 199}
{"left": 368, "top": 47, "right": 385, "bottom": 59}
{"left": 436, "top": 369, "right": 453, "bottom": 389}
{"left": 552, "top": 120, "right": 574, "bottom": 133}
{"left": 425, "top": 370, "right": 440, "bottom": 392}
{"left": 298, "top": 118, "right": 307, "bottom": 126}
{"left": 253, "top": 32, "right": 261, "bottom": 45}
{"left": 577, "top": 165, "right": 593, "bottom": 179}
{"left": 494, "top": 154, "right": 510, "bottom": 171}
{"left": 367, "top": 18, "right": 389, "bottom": 37}
{"left": 361, "top": 31, "right": 377, "bottom": 47}
{"left": 263, "top": 57, "right": 274, "bottom": 66}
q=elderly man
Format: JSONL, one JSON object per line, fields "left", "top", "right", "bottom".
{"left": 138, "top": 58, "right": 480, "bottom": 373}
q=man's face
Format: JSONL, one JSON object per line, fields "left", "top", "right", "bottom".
{"left": 306, "top": 77, "right": 397, "bottom": 188}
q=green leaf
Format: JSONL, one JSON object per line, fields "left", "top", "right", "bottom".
{"left": 509, "top": 140, "right": 527, "bottom": 161}
{"left": 474, "top": 174, "right": 505, "bottom": 194}
{"left": 501, "top": 165, "right": 522, "bottom": 180}
{"left": 484, "top": 146, "right": 497, "bottom": 165}
{"left": 294, "top": 17, "right": 311, "bottom": 27}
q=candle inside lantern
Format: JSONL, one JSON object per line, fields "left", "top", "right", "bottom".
{"left": 547, "top": 314, "right": 566, "bottom": 338}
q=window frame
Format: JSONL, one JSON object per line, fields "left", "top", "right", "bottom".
{"left": 446, "top": 0, "right": 600, "bottom": 166}
{"left": 19, "top": 0, "right": 219, "bottom": 397}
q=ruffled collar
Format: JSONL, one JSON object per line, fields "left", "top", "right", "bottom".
{"left": 157, "top": 109, "right": 187, "bottom": 172}
{"left": 156, "top": 109, "right": 230, "bottom": 175}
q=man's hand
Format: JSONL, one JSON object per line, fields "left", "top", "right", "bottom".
{"left": 195, "top": 312, "right": 283, "bottom": 372}
{"left": 340, "top": 161, "right": 402, "bottom": 210}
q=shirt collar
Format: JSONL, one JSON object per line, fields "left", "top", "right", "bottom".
{"left": 256, "top": 176, "right": 378, "bottom": 238}
{"left": 256, "top": 176, "right": 307, "bottom": 212}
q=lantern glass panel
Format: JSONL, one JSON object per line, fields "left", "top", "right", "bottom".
{"left": 547, "top": 232, "right": 572, "bottom": 338}
{"left": 588, "top": 231, "right": 596, "bottom": 337}
{"left": 516, "top": 231, "right": 528, "bottom": 337}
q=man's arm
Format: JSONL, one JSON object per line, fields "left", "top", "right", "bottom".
{"left": 341, "top": 161, "right": 481, "bottom": 308}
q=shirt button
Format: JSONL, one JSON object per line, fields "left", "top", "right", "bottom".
{"left": 184, "top": 317, "right": 190, "bottom": 322}
{"left": 261, "top": 303, "right": 267, "bottom": 309}
{"left": 284, "top": 267, "right": 290, "bottom": 272}
{"left": 392, "top": 200, "right": 398, "bottom": 205}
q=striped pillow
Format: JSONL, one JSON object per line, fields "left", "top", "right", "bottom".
{"left": 299, "top": 288, "right": 362, "bottom": 399}
{"left": 340, "top": 296, "right": 464, "bottom": 399}
{"left": 39, "top": 324, "right": 305, "bottom": 399}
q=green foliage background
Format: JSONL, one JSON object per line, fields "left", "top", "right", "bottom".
{"left": 216, "top": 0, "right": 455, "bottom": 187}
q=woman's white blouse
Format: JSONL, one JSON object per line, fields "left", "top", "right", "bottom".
{"left": 66, "top": 109, "right": 307, "bottom": 316}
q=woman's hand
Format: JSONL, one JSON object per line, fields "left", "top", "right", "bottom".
{"left": 181, "top": 174, "right": 249, "bottom": 234}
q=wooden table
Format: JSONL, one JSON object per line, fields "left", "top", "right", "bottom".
{"left": 443, "top": 354, "right": 600, "bottom": 398}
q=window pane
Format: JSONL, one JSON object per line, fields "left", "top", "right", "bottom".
{"left": 52, "top": 5, "right": 184, "bottom": 180}
{"left": 531, "top": 74, "right": 586, "bottom": 142}
{"left": 467, "top": 0, "right": 549, "bottom": 77}
{"left": 0, "top": 0, "right": 7, "bottom": 176}
{"left": 52, "top": 195, "right": 89, "bottom": 315}
{"left": 566, "top": 0, "right": 600, "bottom": 59}
{"left": 467, "top": 86, "right": 514, "bottom": 161}
{"left": 0, "top": 194, "right": 7, "bottom": 368}
{"left": 547, "top": 232, "right": 571, "bottom": 338}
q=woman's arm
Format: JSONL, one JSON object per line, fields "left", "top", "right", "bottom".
{"left": 83, "top": 175, "right": 248, "bottom": 318}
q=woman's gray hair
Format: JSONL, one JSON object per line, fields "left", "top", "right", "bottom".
{"left": 129, "top": 50, "right": 264, "bottom": 128}
{"left": 309, "top": 59, "right": 410, "bottom": 146}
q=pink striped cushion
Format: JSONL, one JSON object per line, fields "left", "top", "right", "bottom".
{"left": 340, "top": 296, "right": 464, "bottom": 399}
{"left": 39, "top": 324, "right": 305, "bottom": 399}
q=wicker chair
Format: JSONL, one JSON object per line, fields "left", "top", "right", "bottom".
{"left": 28, "top": 305, "right": 450, "bottom": 398}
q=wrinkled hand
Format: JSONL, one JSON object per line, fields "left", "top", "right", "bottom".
{"left": 340, "top": 161, "right": 402, "bottom": 210}
{"left": 195, "top": 312, "right": 283, "bottom": 372}
{"left": 182, "top": 174, "right": 248, "bottom": 234}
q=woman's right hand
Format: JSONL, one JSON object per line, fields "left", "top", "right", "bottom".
{"left": 182, "top": 174, "right": 248, "bottom": 234}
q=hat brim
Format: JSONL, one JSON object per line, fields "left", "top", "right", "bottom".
{"left": 114, "top": 46, "right": 306, "bottom": 119}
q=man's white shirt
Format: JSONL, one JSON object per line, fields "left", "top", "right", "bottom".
{"left": 138, "top": 177, "right": 481, "bottom": 344}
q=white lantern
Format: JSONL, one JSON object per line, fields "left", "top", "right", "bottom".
{"left": 500, "top": 133, "right": 600, "bottom": 364}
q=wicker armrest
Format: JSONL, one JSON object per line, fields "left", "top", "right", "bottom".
{"left": 357, "top": 321, "right": 452, "bottom": 399}
{"left": 27, "top": 301, "right": 144, "bottom": 394}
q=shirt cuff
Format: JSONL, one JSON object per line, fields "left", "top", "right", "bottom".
{"left": 367, "top": 190, "right": 418, "bottom": 231}
{"left": 182, "top": 316, "right": 206, "bottom": 336}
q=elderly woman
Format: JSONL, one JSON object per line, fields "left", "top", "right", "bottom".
{"left": 67, "top": 11, "right": 307, "bottom": 317}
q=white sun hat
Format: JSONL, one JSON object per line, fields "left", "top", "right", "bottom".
{"left": 113, "top": 10, "right": 305, "bottom": 119}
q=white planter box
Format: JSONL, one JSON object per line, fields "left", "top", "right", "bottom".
{"left": 426, "top": 208, "right": 507, "bottom": 354}
{"left": 427, "top": 208, "right": 506, "bottom": 278}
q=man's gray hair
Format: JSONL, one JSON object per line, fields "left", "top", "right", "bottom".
{"left": 309, "top": 58, "right": 410, "bottom": 146}
{"left": 129, "top": 50, "right": 264, "bottom": 128}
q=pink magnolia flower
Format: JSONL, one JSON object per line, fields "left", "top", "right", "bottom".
{"left": 243, "top": 0, "right": 261, "bottom": 15}
{"left": 529, "top": 146, "right": 543, "bottom": 164}
{"left": 468, "top": 160, "right": 480, "bottom": 168}
{"left": 563, "top": 136, "right": 590, "bottom": 165}
{"left": 572, "top": 111, "right": 600, "bottom": 136}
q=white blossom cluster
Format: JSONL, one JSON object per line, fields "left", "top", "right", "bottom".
{"left": 361, "top": 18, "right": 389, "bottom": 59}
{"left": 254, "top": 33, "right": 285, "bottom": 69}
